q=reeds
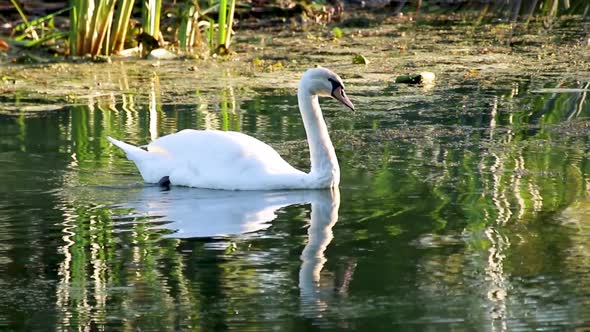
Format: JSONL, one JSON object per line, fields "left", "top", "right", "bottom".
{"left": 68, "top": 0, "right": 236, "bottom": 56}
{"left": 69, "top": 0, "right": 160, "bottom": 56}
{"left": 10, "top": 0, "right": 69, "bottom": 48}
{"left": 142, "top": 0, "right": 162, "bottom": 40}
{"left": 8, "top": 0, "right": 587, "bottom": 57}
{"left": 177, "top": 1, "right": 202, "bottom": 50}
{"left": 70, "top": 0, "right": 119, "bottom": 56}
{"left": 216, "top": 0, "right": 236, "bottom": 52}
{"left": 176, "top": 0, "right": 236, "bottom": 54}
{"left": 110, "top": 0, "right": 135, "bottom": 53}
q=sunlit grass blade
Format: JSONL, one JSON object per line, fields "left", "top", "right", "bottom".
{"left": 77, "top": 0, "right": 92, "bottom": 54}
{"left": 13, "top": 7, "right": 71, "bottom": 33}
{"left": 223, "top": 0, "right": 236, "bottom": 49}
{"left": 110, "top": 0, "right": 135, "bottom": 53}
{"left": 179, "top": 2, "right": 199, "bottom": 50}
{"left": 143, "top": 0, "right": 162, "bottom": 38}
{"left": 217, "top": 0, "right": 228, "bottom": 48}
{"left": 70, "top": 0, "right": 135, "bottom": 56}
{"left": 23, "top": 32, "right": 69, "bottom": 48}
{"left": 89, "top": 0, "right": 116, "bottom": 55}
{"left": 10, "top": 0, "right": 39, "bottom": 40}
{"left": 69, "top": 3, "right": 78, "bottom": 55}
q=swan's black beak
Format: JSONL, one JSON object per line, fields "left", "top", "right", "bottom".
{"left": 332, "top": 85, "right": 355, "bottom": 111}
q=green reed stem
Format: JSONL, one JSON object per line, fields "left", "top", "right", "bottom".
{"left": 9, "top": 0, "right": 41, "bottom": 42}
{"left": 217, "top": 0, "right": 227, "bottom": 47}
{"left": 208, "top": 18, "right": 214, "bottom": 51}
{"left": 143, "top": 0, "right": 162, "bottom": 38}
{"left": 223, "top": 0, "right": 236, "bottom": 48}
{"left": 179, "top": 2, "right": 198, "bottom": 50}
{"left": 111, "top": 0, "right": 135, "bottom": 53}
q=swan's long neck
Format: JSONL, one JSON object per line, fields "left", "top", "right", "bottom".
{"left": 297, "top": 88, "right": 340, "bottom": 188}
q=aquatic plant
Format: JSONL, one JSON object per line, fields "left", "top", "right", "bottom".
{"left": 70, "top": 0, "right": 114, "bottom": 56}
{"left": 9, "top": 0, "right": 69, "bottom": 48}
{"left": 216, "top": 0, "right": 237, "bottom": 53}
{"left": 67, "top": 0, "right": 236, "bottom": 56}
{"left": 109, "top": 0, "right": 135, "bottom": 53}
{"left": 9, "top": 0, "right": 37, "bottom": 40}
{"left": 177, "top": 1, "right": 202, "bottom": 50}
{"left": 174, "top": 0, "right": 237, "bottom": 54}
{"left": 70, "top": 0, "right": 138, "bottom": 56}
{"left": 142, "top": 0, "right": 162, "bottom": 41}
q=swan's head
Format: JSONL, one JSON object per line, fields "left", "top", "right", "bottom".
{"left": 300, "top": 68, "right": 355, "bottom": 111}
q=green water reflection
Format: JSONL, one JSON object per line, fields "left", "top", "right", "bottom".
{"left": 1, "top": 68, "right": 590, "bottom": 331}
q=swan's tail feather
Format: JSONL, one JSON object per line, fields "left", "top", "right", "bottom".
{"left": 107, "top": 136, "right": 148, "bottom": 161}
{"left": 107, "top": 137, "right": 169, "bottom": 184}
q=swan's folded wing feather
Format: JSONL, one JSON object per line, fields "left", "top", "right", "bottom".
{"left": 144, "top": 129, "right": 305, "bottom": 189}
{"left": 149, "top": 129, "right": 296, "bottom": 172}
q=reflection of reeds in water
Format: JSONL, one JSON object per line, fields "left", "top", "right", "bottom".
{"left": 558, "top": 198, "right": 590, "bottom": 306}
{"left": 455, "top": 82, "right": 588, "bottom": 225}
{"left": 56, "top": 204, "right": 111, "bottom": 330}
{"left": 51, "top": 185, "right": 343, "bottom": 330}
{"left": 483, "top": 226, "right": 509, "bottom": 329}
{"left": 407, "top": 80, "right": 590, "bottom": 330}
{"left": 58, "top": 70, "right": 244, "bottom": 154}
{"left": 349, "top": 77, "right": 590, "bottom": 328}
{"left": 54, "top": 203, "right": 183, "bottom": 330}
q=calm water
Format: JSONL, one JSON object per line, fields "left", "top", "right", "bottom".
{"left": 1, "top": 62, "right": 590, "bottom": 331}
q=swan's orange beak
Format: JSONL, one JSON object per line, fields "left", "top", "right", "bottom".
{"left": 332, "top": 86, "right": 355, "bottom": 111}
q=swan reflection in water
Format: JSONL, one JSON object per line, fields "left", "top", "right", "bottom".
{"left": 117, "top": 186, "right": 342, "bottom": 316}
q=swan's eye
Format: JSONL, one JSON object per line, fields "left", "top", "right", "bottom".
{"left": 328, "top": 78, "right": 342, "bottom": 94}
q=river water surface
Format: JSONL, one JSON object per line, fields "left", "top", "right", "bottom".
{"left": 1, "top": 18, "right": 590, "bottom": 331}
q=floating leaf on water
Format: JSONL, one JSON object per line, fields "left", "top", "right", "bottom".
{"left": 467, "top": 69, "right": 480, "bottom": 76}
{"left": 268, "top": 61, "right": 283, "bottom": 71}
{"left": 332, "top": 27, "right": 343, "bottom": 39}
{"left": 252, "top": 58, "right": 283, "bottom": 72}
{"left": 1, "top": 76, "right": 16, "bottom": 84}
{"left": 352, "top": 54, "right": 369, "bottom": 65}
{"left": 252, "top": 57, "right": 264, "bottom": 67}
{"left": 395, "top": 71, "right": 435, "bottom": 84}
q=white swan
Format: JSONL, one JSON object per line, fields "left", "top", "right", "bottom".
{"left": 107, "top": 67, "right": 354, "bottom": 190}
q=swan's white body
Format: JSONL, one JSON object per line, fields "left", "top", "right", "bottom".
{"left": 108, "top": 68, "right": 354, "bottom": 190}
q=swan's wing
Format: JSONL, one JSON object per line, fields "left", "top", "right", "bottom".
{"left": 147, "top": 129, "right": 304, "bottom": 189}
{"left": 149, "top": 129, "right": 293, "bottom": 170}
